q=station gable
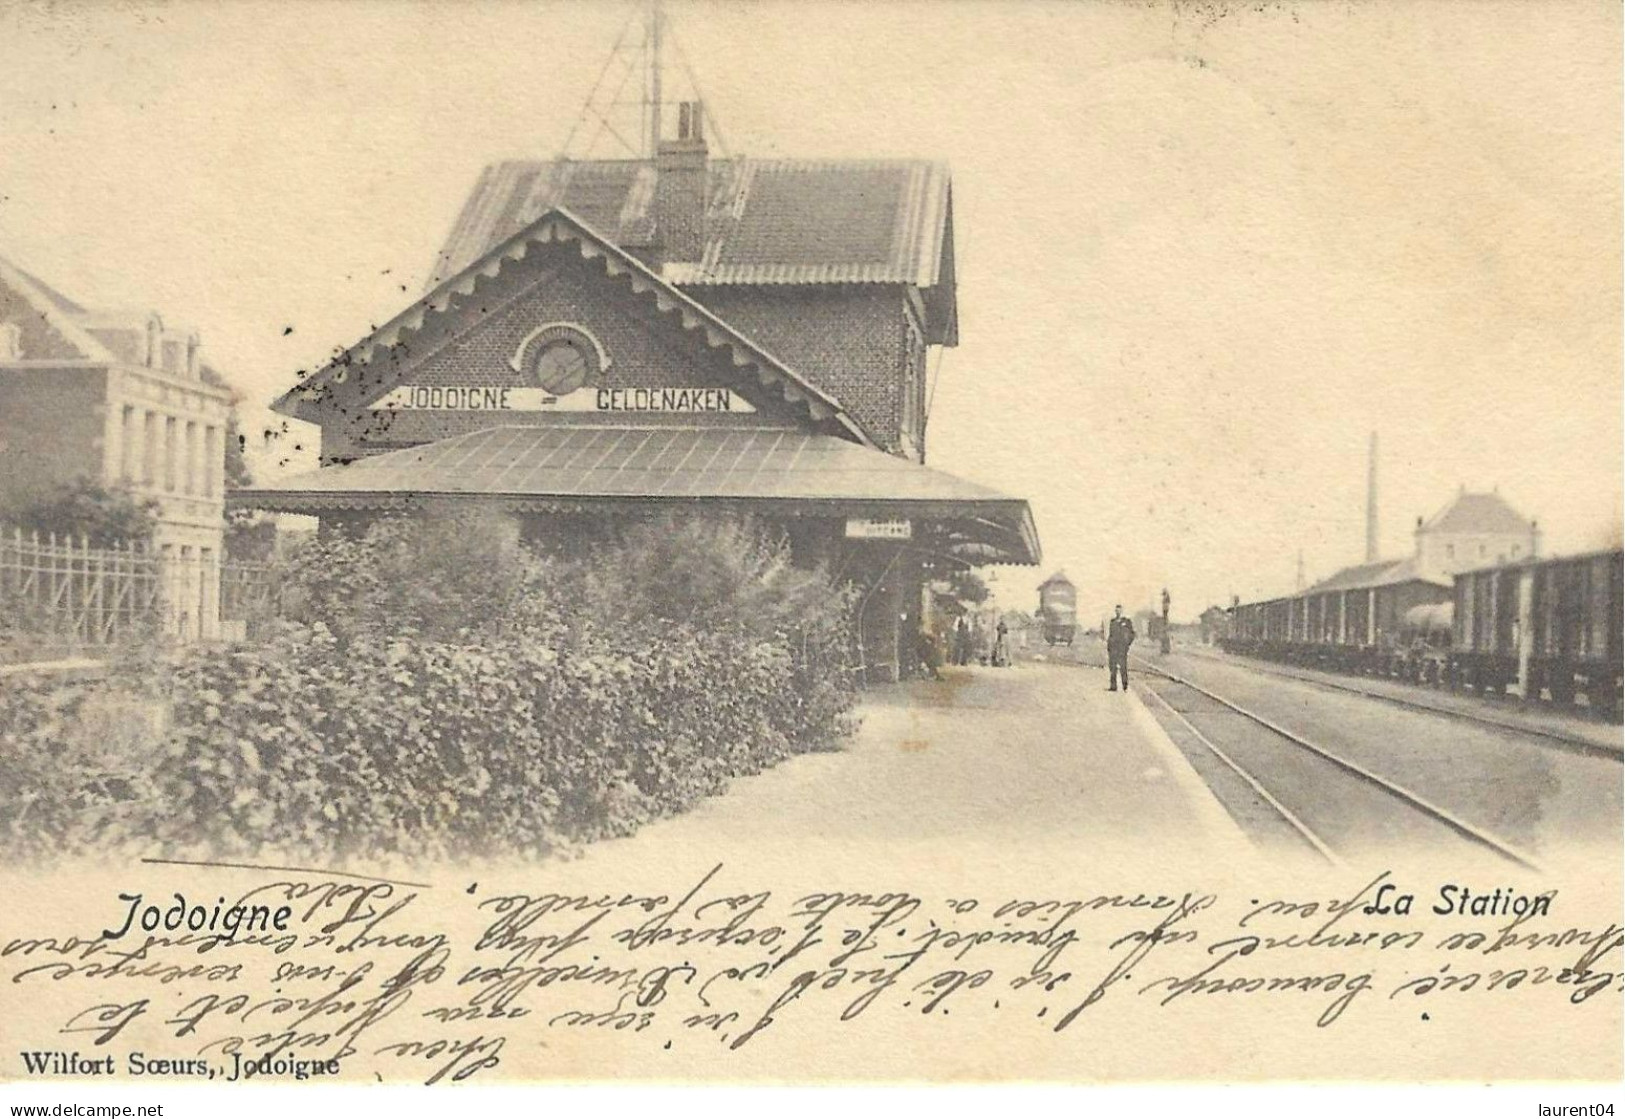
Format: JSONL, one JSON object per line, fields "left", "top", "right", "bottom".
{"left": 279, "top": 210, "right": 866, "bottom": 458}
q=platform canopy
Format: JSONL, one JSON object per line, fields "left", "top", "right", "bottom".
{"left": 233, "top": 424, "right": 1040, "bottom": 566}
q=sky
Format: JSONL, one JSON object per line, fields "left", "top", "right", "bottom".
{"left": 1, "top": 0, "right": 1619, "bottom": 621}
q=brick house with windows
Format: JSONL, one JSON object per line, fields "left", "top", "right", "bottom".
{"left": 239, "top": 104, "right": 1037, "bottom": 681}
{"left": 0, "top": 253, "right": 232, "bottom": 639}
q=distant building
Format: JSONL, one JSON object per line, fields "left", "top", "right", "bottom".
{"left": 0, "top": 254, "right": 232, "bottom": 639}
{"left": 1035, "top": 571, "right": 1078, "bottom": 644}
{"left": 1413, "top": 486, "right": 1539, "bottom": 578}
{"left": 1036, "top": 570, "right": 1076, "bottom": 620}
{"left": 1291, "top": 486, "right": 1541, "bottom": 648}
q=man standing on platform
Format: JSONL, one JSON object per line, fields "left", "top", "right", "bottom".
{"left": 953, "top": 615, "right": 971, "bottom": 666}
{"left": 1106, "top": 604, "right": 1135, "bottom": 692}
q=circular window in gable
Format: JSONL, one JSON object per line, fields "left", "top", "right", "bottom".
{"left": 512, "top": 322, "right": 609, "bottom": 398}
{"left": 533, "top": 339, "right": 591, "bottom": 395}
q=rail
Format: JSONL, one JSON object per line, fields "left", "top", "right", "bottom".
{"left": 1184, "top": 646, "right": 1621, "bottom": 761}
{"left": 1135, "top": 680, "right": 1344, "bottom": 868}
{"left": 1131, "top": 654, "right": 1544, "bottom": 871}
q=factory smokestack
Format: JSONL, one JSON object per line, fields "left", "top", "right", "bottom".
{"left": 1365, "top": 431, "right": 1379, "bottom": 562}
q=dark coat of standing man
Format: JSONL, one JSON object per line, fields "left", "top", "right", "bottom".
{"left": 1107, "top": 604, "right": 1135, "bottom": 691}
{"left": 953, "top": 616, "right": 971, "bottom": 666}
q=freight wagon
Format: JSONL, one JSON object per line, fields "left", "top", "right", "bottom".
{"left": 1223, "top": 549, "right": 1623, "bottom": 717}
{"left": 1453, "top": 549, "right": 1622, "bottom": 711}
{"left": 1223, "top": 559, "right": 1452, "bottom": 676}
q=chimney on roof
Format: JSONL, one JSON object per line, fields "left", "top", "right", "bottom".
{"left": 655, "top": 100, "right": 708, "bottom": 265}
{"left": 1530, "top": 518, "right": 1541, "bottom": 559}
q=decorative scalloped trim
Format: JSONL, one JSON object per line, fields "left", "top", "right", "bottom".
{"left": 284, "top": 209, "right": 874, "bottom": 448}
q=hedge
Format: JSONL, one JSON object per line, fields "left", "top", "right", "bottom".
{"left": 0, "top": 511, "right": 861, "bottom": 863}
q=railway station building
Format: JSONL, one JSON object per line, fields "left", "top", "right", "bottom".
{"left": 235, "top": 106, "right": 1040, "bottom": 682}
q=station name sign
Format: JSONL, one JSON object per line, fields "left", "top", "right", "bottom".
{"left": 370, "top": 385, "right": 756, "bottom": 413}
{"left": 845, "top": 517, "right": 913, "bottom": 540}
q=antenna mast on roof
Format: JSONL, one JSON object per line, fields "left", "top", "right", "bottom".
{"left": 557, "top": 0, "right": 730, "bottom": 162}
{"left": 646, "top": 0, "right": 662, "bottom": 157}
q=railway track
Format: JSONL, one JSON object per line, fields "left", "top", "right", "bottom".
{"left": 1130, "top": 658, "right": 1544, "bottom": 870}
{"left": 1179, "top": 646, "right": 1622, "bottom": 761}
{"left": 1032, "top": 644, "right": 1548, "bottom": 869}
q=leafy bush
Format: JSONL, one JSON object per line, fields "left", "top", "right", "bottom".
{"left": 2, "top": 477, "right": 159, "bottom": 546}
{"left": 0, "top": 665, "right": 165, "bottom": 860}
{"left": 575, "top": 515, "right": 860, "bottom": 750}
{"left": 139, "top": 633, "right": 563, "bottom": 860}
{"left": 0, "top": 509, "right": 861, "bottom": 863}
{"left": 277, "top": 503, "right": 560, "bottom": 646}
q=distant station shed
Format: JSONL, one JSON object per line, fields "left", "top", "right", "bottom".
{"left": 235, "top": 105, "right": 1040, "bottom": 682}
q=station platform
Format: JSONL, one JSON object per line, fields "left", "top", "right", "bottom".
{"left": 581, "top": 659, "right": 1257, "bottom": 870}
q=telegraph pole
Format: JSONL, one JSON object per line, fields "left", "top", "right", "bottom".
{"left": 1160, "top": 587, "right": 1171, "bottom": 654}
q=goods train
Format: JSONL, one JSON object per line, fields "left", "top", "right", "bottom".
{"left": 1037, "top": 571, "right": 1077, "bottom": 646}
{"left": 1221, "top": 549, "right": 1623, "bottom": 717}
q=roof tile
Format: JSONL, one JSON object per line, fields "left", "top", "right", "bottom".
{"left": 1305, "top": 555, "right": 1449, "bottom": 593}
{"left": 1421, "top": 491, "right": 1533, "bottom": 536}
{"left": 427, "top": 158, "right": 951, "bottom": 291}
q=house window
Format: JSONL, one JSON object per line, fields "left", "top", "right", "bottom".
{"left": 914, "top": 335, "right": 927, "bottom": 445}
{"left": 164, "top": 416, "right": 178, "bottom": 491}
{"left": 120, "top": 406, "right": 137, "bottom": 482}
{"left": 177, "top": 546, "right": 193, "bottom": 640}
{"left": 199, "top": 546, "right": 214, "bottom": 640}
{"left": 899, "top": 365, "right": 917, "bottom": 450}
{"left": 143, "top": 411, "right": 160, "bottom": 486}
{"left": 204, "top": 426, "right": 220, "bottom": 498}
{"left": 184, "top": 421, "right": 198, "bottom": 495}
{"left": 899, "top": 320, "right": 926, "bottom": 456}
